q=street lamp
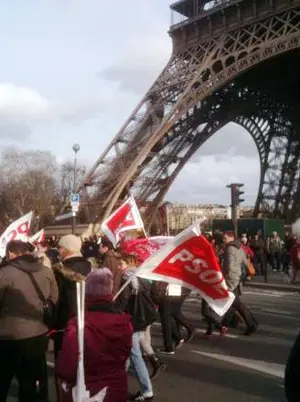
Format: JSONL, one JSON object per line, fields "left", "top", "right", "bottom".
{"left": 72, "top": 143, "right": 80, "bottom": 192}
{"left": 72, "top": 143, "right": 80, "bottom": 234}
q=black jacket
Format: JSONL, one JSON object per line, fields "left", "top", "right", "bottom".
{"left": 285, "top": 331, "right": 300, "bottom": 401}
{"left": 53, "top": 256, "right": 91, "bottom": 330}
{"left": 115, "top": 273, "right": 157, "bottom": 332}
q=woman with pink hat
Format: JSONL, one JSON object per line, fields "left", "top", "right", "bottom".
{"left": 55, "top": 268, "right": 133, "bottom": 402}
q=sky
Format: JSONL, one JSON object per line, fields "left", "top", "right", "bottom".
{"left": 0, "top": 0, "right": 260, "bottom": 206}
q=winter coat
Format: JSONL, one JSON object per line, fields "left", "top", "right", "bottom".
{"left": 53, "top": 256, "right": 91, "bottom": 331}
{"left": 56, "top": 296, "right": 133, "bottom": 402}
{"left": 249, "top": 237, "right": 265, "bottom": 256}
{"left": 222, "top": 240, "right": 247, "bottom": 291}
{"left": 268, "top": 237, "right": 282, "bottom": 253}
{"left": 101, "top": 250, "right": 122, "bottom": 296}
{"left": 0, "top": 254, "right": 58, "bottom": 340}
{"left": 115, "top": 271, "right": 158, "bottom": 332}
{"left": 290, "top": 243, "right": 300, "bottom": 271}
{"left": 285, "top": 330, "right": 300, "bottom": 402}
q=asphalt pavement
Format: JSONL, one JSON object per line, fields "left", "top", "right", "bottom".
{"left": 8, "top": 288, "right": 299, "bottom": 401}
{"left": 245, "top": 271, "right": 300, "bottom": 292}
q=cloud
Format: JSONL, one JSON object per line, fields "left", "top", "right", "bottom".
{"left": 190, "top": 123, "right": 259, "bottom": 159}
{"left": 166, "top": 154, "right": 260, "bottom": 206}
{"left": 0, "top": 83, "right": 50, "bottom": 119}
{"left": 100, "top": 35, "right": 172, "bottom": 95}
{"left": 0, "top": 82, "right": 117, "bottom": 141}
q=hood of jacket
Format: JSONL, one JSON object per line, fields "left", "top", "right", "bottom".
{"left": 227, "top": 239, "right": 242, "bottom": 250}
{"left": 63, "top": 256, "right": 91, "bottom": 276}
{"left": 53, "top": 256, "right": 92, "bottom": 283}
{"left": 9, "top": 254, "right": 43, "bottom": 273}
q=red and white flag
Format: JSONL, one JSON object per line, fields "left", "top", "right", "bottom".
{"left": 101, "top": 196, "right": 144, "bottom": 247}
{"left": 136, "top": 222, "right": 234, "bottom": 317}
{"left": 29, "top": 229, "right": 45, "bottom": 246}
{"left": 0, "top": 211, "right": 34, "bottom": 257}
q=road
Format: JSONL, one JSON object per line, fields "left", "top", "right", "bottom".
{"left": 8, "top": 288, "right": 299, "bottom": 401}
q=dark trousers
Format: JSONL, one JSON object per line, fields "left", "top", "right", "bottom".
{"left": 222, "top": 289, "right": 255, "bottom": 329}
{"left": 254, "top": 252, "right": 266, "bottom": 275}
{"left": 201, "top": 300, "right": 221, "bottom": 334}
{"left": 159, "top": 296, "right": 192, "bottom": 351}
{"left": 0, "top": 335, "right": 48, "bottom": 402}
{"left": 270, "top": 251, "right": 281, "bottom": 271}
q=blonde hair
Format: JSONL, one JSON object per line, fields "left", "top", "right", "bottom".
{"left": 87, "top": 257, "right": 98, "bottom": 271}
{"left": 35, "top": 252, "right": 52, "bottom": 269}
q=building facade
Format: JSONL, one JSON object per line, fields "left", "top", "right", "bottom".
{"left": 166, "top": 203, "right": 253, "bottom": 233}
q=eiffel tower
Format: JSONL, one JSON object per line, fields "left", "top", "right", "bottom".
{"left": 80, "top": 0, "right": 300, "bottom": 229}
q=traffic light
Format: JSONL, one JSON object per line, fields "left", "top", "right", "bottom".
{"left": 232, "top": 184, "right": 245, "bottom": 206}
{"left": 226, "top": 183, "right": 245, "bottom": 236}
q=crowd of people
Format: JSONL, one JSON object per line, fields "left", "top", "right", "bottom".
{"left": 210, "top": 230, "right": 300, "bottom": 283}
{"left": 0, "top": 228, "right": 298, "bottom": 401}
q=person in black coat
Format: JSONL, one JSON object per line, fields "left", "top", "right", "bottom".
{"left": 285, "top": 331, "right": 300, "bottom": 401}
{"left": 52, "top": 235, "right": 91, "bottom": 402}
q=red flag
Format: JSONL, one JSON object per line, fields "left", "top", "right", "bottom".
{"left": 101, "top": 196, "right": 144, "bottom": 247}
{"left": 121, "top": 236, "right": 173, "bottom": 263}
{"left": 136, "top": 222, "right": 234, "bottom": 316}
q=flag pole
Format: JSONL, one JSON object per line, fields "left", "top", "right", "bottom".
{"left": 166, "top": 203, "right": 170, "bottom": 237}
{"left": 74, "top": 281, "right": 90, "bottom": 402}
{"left": 113, "top": 276, "right": 133, "bottom": 301}
{"left": 142, "top": 225, "right": 148, "bottom": 239}
{"left": 130, "top": 194, "right": 148, "bottom": 239}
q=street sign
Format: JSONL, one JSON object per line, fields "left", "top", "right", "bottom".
{"left": 70, "top": 193, "right": 80, "bottom": 203}
{"left": 70, "top": 193, "right": 80, "bottom": 213}
{"left": 55, "top": 212, "right": 74, "bottom": 221}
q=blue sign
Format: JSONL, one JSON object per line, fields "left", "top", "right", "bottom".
{"left": 70, "top": 193, "right": 80, "bottom": 204}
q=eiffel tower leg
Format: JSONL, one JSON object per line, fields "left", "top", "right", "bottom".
{"left": 258, "top": 121, "right": 293, "bottom": 217}
{"left": 144, "top": 115, "right": 271, "bottom": 229}
{"left": 82, "top": 9, "right": 300, "bottom": 221}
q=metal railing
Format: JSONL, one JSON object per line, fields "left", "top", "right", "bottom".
{"left": 170, "top": 0, "right": 244, "bottom": 30}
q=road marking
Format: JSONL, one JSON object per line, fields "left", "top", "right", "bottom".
{"left": 47, "top": 361, "right": 54, "bottom": 368}
{"left": 192, "top": 350, "right": 285, "bottom": 379}
{"left": 244, "top": 290, "right": 298, "bottom": 296}
{"left": 243, "top": 291, "right": 283, "bottom": 297}
{"left": 260, "top": 308, "right": 292, "bottom": 316}
{"left": 186, "top": 298, "right": 201, "bottom": 303}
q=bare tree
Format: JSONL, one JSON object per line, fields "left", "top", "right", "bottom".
{"left": 0, "top": 148, "right": 89, "bottom": 228}
{"left": 56, "top": 161, "right": 86, "bottom": 210}
{"left": 0, "top": 148, "right": 58, "bottom": 226}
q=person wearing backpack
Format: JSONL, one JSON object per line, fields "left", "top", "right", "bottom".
{"left": 0, "top": 240, "right": 58, "bottom": 402}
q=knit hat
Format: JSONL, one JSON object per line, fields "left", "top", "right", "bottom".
{"left": 85, "top": 268, "right": 113, "bottom": 297}
{"left": 58, "top": 234, "right": 82, "bottom": 253}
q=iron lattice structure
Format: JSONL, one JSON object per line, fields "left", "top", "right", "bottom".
{"left": 80, "top": 0, "right": 300, "bottom": 228}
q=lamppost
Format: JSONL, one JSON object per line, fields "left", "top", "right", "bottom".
{"left": 72, "top": 143, "right": 80, "bottom": 234}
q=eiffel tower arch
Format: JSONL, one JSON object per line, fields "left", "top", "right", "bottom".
{"left": 81, "top": 0, "right": 300, "bottom": 228}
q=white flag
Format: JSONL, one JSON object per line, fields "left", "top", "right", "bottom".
{"left": 29, "top": 229, "right": 45, "bottom": 245}
{"left": 0, "top": 212, "right": 33, "bottom": 257}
